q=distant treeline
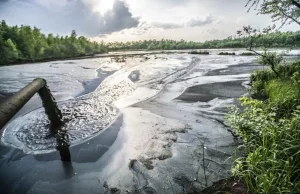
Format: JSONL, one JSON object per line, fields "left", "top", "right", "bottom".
{"left": 0, "top": 20, "right": 107, "bottom": 65}
{"left": 108, "top": 31, "right": 300, "bottom": 51}
{"left": 1, "top": 19, "right": 300, "bottom": 66}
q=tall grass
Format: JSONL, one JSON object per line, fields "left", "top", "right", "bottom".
{"left": 228, "top": 61, "right": 300, "bottom": 193}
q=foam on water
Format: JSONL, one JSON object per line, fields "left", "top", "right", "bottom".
{"left": 1, "top": 67, "right": 135, "bottom": 154}
{"left": 0, "top": 54, "right": 193, "bottom": 154}
{"left": 0, "top": 54, "right": 256, "bottom": 155}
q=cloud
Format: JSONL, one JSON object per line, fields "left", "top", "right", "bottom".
{"left": 62, "top": 0, "right": 139, "bottom": 36}
{"left": 0, "top": 0, "right": 139, "bottom": 36}
{"left": 99, "top": 0, "right": 139, "bottom": 34}
{"left": 151, "top": 14, "right": 216, "bottom": 29}
{"left": 102, "top": 14, "right": 217, "bottom": 38}
{"left": 186, "top": 15, "right": 214, "bottom": 27}
{"left": 0, "top": 0, "right": 283, "bottom": 42}
{"left": 151, "top": 22, "right": 182, "bottom": 29}
{"left": 206, "top": 28, "right": 219, "bottom": 34}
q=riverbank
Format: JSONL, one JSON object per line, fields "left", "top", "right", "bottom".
{"left": 0, "top": 53, "right": 102, "bottom": 67}
{"left": 227, "top": 60, "right": 300, "bottom": 193}
{"left": 190, "top": 177, "right": 248, "bottom": 194}
{"left": 2, "top": 48, "right": 300, "bottom": 67}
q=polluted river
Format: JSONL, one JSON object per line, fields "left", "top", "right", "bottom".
{"left": 0, "top": 49, "right": 298, "bottom": 194}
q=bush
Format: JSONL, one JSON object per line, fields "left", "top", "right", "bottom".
{"left": 228, "top": 97, "right": 300, "bottom": 193}
{"left": 250, "top": 61, "right": 300, "bottom": 99}
{"left": 277, "top": 61, "right": 300, "bottom": 78}
{"left": 228, "top": 59, "right": 300, "bottom": 193}
{"left": 257, "top": 50, "right": 284, "bottom": 76}
{"left": 265, "top": 79, "right": 300, "bottom": 118}
{"left": 249, "top": 69, "right": 275, "bottom": 99}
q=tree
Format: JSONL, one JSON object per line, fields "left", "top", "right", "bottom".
{"left": 0, "top": 21, "right": 107, "bottom": 65}
{"left": 246, "top": 0, "right": 300, "bottom": 27}
{"left": 238, "top": 25, "right": 284, "bottom": 76}
{"left": 0, "top": 39, "right": 19, "bottom": 64}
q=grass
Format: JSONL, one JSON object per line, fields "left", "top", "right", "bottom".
{"left": 227, "top": 61, "right": 300, "bottom": 193}
{"left": 265, "top": 79, "right": 300, "bottom": 117}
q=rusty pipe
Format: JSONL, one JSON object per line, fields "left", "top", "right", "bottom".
{"left": 0, "top": 78, "right": 63, "bottom": 132}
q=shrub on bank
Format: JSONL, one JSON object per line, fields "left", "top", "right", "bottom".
{"left": 228, "top": 60, "right": 300, "bottom": 193}
{"left": 229, "top": 98, "right": 300, "bottom": 193}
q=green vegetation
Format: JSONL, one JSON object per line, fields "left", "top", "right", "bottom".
{"left": 225, "top": 1, "right": 300, "bottom": 193}
{"left": 0, "top": 20, "right": 107, "bottom": 66}
{"left": 188, "top": 51, "right": 209, "bottom": 55}
{"left": 218, "top": 52, "right": 236, "bottom": 55}
{"left": 246, "top": 0, "right": 300, "bottom": 26}
{"left": 108, "top": 30, "right": 300, "bottom": 51}
{"left": 1, "top": 18, "right": 300, "bottom": 66}
{"left": 228, "top": 60, "right": 300, "bottom": 193}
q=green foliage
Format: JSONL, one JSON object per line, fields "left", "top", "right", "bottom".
{"left": 2, "top": 20, "right": 300, "bottom": 66}
{"left": 265, "top": 79, "right": 300, "bottom": 118}
{"left": 229, "top": 97, "right": 300, "bottom": 193}
{"left": 228, "top": 60, "right": 300, "bottom": 193}
{"left": 277, "top": 60, "right": 300, "bottom": 77}
{"left": 257, "top": 50, "right": 284, "bottom": 76}
{"left": 108, "top": 30, "right": 300, "bottom": 51}
{"left": 250, "top": 61, "right": 300, "bottom": 99}
{"left": 2, "top": 39, "right": 19, "bottom": 63}
{"left": 0, "top": 20, "right": 107, "bottom": 66}
{"left": 246, "top": 0, "right": 300, "bottom": 27}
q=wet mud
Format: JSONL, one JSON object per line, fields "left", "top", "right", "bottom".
{"left": 176, "top": 80, "right": 247, "bottom": 103}
{"left": 0, "top": 53, "right": 266, "bottom": 194}
{"left": 205, "top": 63, "right": 262, "bottom": 76}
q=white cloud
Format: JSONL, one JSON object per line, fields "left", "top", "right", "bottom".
{"left": 186, "top": 15, "right": 215, "bottom": 27}
{"left": 150, "top": 15, "right": 216, "bottom": 29}
{"left": 0, "top": 0, "right": 139, "bottom": 36}
{"left": 0, "top": 0, "right": 299, "bottom": 41}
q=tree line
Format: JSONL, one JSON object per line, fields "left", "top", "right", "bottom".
{"left": 1, "top": 19, "right": 300, "bottom": 66}
{"left": 0, "top": 20, "right": 107, "bottom": 66}
{"left": 108, "top": 31, "right": 300, "bottom": 51}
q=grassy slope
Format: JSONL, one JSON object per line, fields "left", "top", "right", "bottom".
{"left": 228, "top": 61, "right": 300, "bottom": 193}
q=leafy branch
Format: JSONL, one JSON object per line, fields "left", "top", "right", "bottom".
{"left": 237, "top": 25, "right": 283, "bottom": 76}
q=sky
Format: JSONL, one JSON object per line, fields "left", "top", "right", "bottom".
{"left": 0, "top": 0, "right": 299, "bottom": 42}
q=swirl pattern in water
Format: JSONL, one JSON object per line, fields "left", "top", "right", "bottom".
{"left": 1, "top": 71, "right": 135, "bottom": 154}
